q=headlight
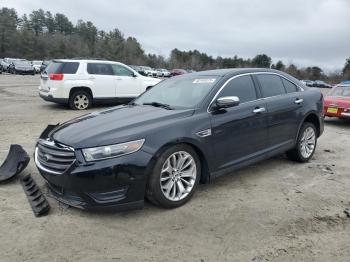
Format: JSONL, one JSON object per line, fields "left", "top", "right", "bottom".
{"left": 82, "top": 139, "right": 145, "bottom": 162}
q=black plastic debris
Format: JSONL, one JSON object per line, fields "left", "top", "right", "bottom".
{"left": 0, "top": 144, "right": 30, "bottom": 182}
{"left": 20, "top": 174, "right": 50, "bottom": 217}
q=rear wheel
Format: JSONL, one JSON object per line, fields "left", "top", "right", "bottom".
{"left": 69, "top": 90, "right": 92, "bottom": 110}
{"left": 146, "top": 144, "right": 201, "bottom": 208}
{"left": 287, "top": 122, "right": 317, "bottom": 162}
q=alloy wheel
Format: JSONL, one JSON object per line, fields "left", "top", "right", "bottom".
{"left": 74, "top": 94, "right": 89, "bottom": 110}
{"left": 160, "top": 151, "right": 197, "bottom": 201}
{"left": 299, "top": 127, "right": 316, "bottom": 158}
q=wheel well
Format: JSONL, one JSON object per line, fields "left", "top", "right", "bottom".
{"left": 185, "top": 143, "right": 210, "bottom": 184}
{"left": 303, "top": 113, "right": 320, "bottom": 136}
{"left": 69, "top": 87, "right": 93, "bottom": 100}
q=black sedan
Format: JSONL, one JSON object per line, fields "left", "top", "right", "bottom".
{"left": 35, "top": 68, "right": 324, "bottom": 211}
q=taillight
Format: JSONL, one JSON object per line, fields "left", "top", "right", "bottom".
{"left": 49, "top": 73, "right": 64, "bottom": 81}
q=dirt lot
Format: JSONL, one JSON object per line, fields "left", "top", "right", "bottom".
{"left": 0, "top": 74, "right": 350, "bottom": 262}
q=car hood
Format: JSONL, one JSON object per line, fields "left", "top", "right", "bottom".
{"left": 324, "top": 96, "right": 350, "bottom": 108}
{"left": 15, "top": 65, "right": 32, "bottom": 69}
{"left": 51, "top": 105, "right": 194, "bottom": 149}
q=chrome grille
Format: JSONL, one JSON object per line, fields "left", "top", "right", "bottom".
{"left": 35, "top": 140, "right": 76, "bottom": 174}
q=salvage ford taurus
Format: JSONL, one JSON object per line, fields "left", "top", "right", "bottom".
{"left": 35, "top": 68, "right": 324, "bottom": 210}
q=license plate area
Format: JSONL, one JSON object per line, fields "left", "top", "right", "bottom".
{"left": 327, "top": 107, "right": 338, "bottom": 113}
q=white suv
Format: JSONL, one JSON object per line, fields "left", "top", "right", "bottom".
{"left": 39, "top": 59, "right": 161, "bottom": 110}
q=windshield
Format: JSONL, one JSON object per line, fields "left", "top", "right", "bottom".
{"left": 328, "top": 85, "right": 350, "bottom": 97}
{"left": 134, "top": 75, "right": 220, "bottom": 109}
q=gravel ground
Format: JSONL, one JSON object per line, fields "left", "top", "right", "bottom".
{"left": 0, "top": 74, "right": 350, "bottom": 262}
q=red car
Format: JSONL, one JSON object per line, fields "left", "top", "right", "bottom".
{"left": 324, "top": 83, "right": 350, "bottom": 119}
{"left": 170, "top": 69, "right": 187, "bottom": 77}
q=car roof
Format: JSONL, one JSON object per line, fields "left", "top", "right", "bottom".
{"left": 53, "top": 59, "right": 122, "bottom": 64}
{"left": 187, "top": 68, "right": 287, "bottom": 77}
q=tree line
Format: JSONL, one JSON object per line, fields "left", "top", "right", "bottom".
{"left": 0, "top": 7, "right": 349, "bottom": 83}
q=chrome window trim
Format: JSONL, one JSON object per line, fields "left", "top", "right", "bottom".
{"left": 207, "top": 72, "right": 304, "bottom": 113}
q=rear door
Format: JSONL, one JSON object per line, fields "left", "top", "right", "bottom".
{"left": 255, "top": 74, "right": 304, "bottom": 148}
{"left": 110, "top": 64, "right": 141, "bottom": 97}
{"left": 86, "top": 63, "right": 115, "bottom": 98}
{"left": 210, "top": 75, "right": 268, "bottom": 171}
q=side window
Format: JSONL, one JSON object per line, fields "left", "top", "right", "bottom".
{"left": 282, "top": 78, "right": 298, "bottom": 93}
{"left": 61, "top": 62, "right": 79, "bottom": 74}
{"left": 87, "top": 63, "right": 113, "bottom": 75}
{"left": 257, "top": 74, "right": 286, "bottom": 97}
{"left": 111, "top": 64, "right": 134, "bottom": 77}
{"left": 218, "top": 75, "right": 257, "bottom": 103}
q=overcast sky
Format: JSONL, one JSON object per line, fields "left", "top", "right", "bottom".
{"left": 2, "top": 0, "right": 349, "bottom": 72}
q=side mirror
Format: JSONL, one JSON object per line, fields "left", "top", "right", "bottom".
{"left": 132, "top": 72, "right": 138, "bottom": 77}
{"left": 215, "top": 96, "right": 240, "bottom": 109}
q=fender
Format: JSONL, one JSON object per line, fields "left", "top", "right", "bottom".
{"left": 295, "top": 110, "right": 321, "bottom": 143}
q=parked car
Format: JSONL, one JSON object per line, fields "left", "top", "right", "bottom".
{"left": 156, "top": 68, "right": 171, "bottom": 77}
{"left": 39, "top": 59, "right": 161, "bottom": 110}
{"left": 139, "top": 66, "right": 158, "bottom": 77}
{"left": 129, "top": 65, "right": 148, "bottom": 76}
{"left": 31, "top": 60, "right": 43, "bottom": 73}
{"left": 1, "top": 58, "right": 18, "bottom": 72}
{"left": 300, "top": 80, "right": 314, "bottom": 87}
{"left": 313, "top": 80, "right": 329, "bottom": 88}
{"left": 324, "top": 83, "right": 350, "bottom": 119}
{"left": 40, "top": 60, "right": 51, "bottom": 73}
{"left": 8, "top": 60, "right": 35, "bottom": 75}
{"left": 170, "top": 69, "right": 187, "bottom": 76}
{"left": 34, "top": 68, "right": 324, "bottom": 211}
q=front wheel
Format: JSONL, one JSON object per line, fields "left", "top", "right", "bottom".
{"left": 287, "top": 122, "right": 317, "bottom": 162}
{"left": 146, "top": 144, "right": 201, "bottom": 208}
{"left": 69, "top": 90, "right": 92, "bottom": 110}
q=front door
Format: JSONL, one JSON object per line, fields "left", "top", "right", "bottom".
{"left": 110, "top": 64, "right": 141, "bottom": 97}
{"left": 210, "top": 75, "right": 268, "bottom": 172}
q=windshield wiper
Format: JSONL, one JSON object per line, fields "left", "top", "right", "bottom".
{"left": 143, "top": 102, "right": 173, "bottom": 110}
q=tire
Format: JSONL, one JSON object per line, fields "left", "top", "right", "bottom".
{"left": 287, "top": 122, "right": 317, "bottom": 162}
{"left": 69, "top": 90, "right": 92, "bottom": 110}
{"left": 146, "top": 144, "right": 201, "bottom": 208}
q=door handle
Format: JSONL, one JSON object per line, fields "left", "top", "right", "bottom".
{"left": 88, "top": 76, "right": 95, "bottom": 80}
{"left": 115, "top": 78, "right": 122, "bottom": 80}
{"left": 253, "top": 107, "right": 266, "bottom": 114}
{"left": 295, "top": 98, "right": 303, "bottom": 104}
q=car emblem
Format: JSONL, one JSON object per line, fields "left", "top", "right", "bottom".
{"left": 44, "top": 154, "right": 52, "bottom": 161}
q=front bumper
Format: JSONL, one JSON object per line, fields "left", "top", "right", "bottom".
{"left": 35, "top": 138, "right": 153, "bottom": 211}
{"left": 15, "top": 69, "right": 34, "bottom": 75}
